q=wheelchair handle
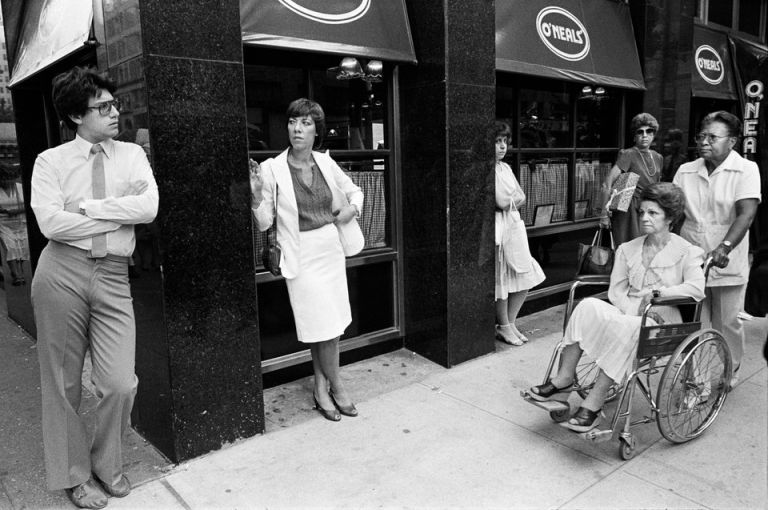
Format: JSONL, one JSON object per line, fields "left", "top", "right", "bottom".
{"left": 703, "top": 256, "right": 715, "bottom": 279}
{"left": 574, "top": 275, "right": 611, "bottom": 285}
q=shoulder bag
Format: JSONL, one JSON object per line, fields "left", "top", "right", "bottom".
{"left": 261, "top": 183, "right": 282, "bottom": 276}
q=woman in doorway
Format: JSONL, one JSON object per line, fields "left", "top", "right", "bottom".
{"left": 600, "top": 113, "right": 663, "bottom": 245}
{"left": 495, "top": 121, "right": 545, "bottom": 345}
{"left": 251, "top": 98, "right": 364, "bottom": 421}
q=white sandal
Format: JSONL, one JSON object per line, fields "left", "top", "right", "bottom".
{"left": 496, "top": 324, "right": 523, "bottom": 346}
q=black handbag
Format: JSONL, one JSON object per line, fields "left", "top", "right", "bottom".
{"left": 576, "top": 226, "right": 615, "bottom": 276}
{"left": 261, "top": 184, "right": 281, "bottom": 276}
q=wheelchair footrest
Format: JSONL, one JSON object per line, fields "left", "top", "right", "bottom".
{"left": 579, "top": 428, "right": 613, "bottom": 443}
{"left": 520, "top": 390, "right": 570, "bottom": 412}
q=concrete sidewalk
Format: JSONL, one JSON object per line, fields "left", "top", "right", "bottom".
{"left": 108, "top": 308, "right": 767, "bottom": 510}
{"left": 2, "top": 286, "right": 766, "bottom": 509}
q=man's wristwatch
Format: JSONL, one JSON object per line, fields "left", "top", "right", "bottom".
{"left": 720, "top": 240, "right": 733, "bottom": 252}
{"left": 78, "top": 202, "right": 86, "bottom": 215}
{"left": 652, "top": 289, "right": 661, "bottom": 299}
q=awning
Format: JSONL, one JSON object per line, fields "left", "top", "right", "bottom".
{"left": 240, "top": 0, "right": 416, "bottom": 63}
{"left": 496, "top": 0, "right": 645, "bottom": 90}
{"left": 691, "top": 25, "right": 738, "bottom": 100}
{"left": 9, "top": 0, "right": 93, "bottom": 88}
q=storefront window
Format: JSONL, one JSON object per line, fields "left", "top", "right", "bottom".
{"left": 244, "top": 48, "right": 399, "bottom": 370}
{"left": 575, "top": 93, "right": 620, "bottom": 148}
{"left": 519, "top": 84, "right": 570, "bottom": 148}
{"left": 498, "top": 75, "right": 629, "bottom": 292}
{"left": 709, "top": 0, "right": 734, "bottom": 27}
{"left": 738, "top": 0, "right": 763, "bottom": 36}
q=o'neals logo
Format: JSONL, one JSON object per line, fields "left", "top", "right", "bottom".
{"left": 278, "top": 0, "right": 370, "bottom": 24}
{"left": 695, "top": 45, "right": 724, "bottom": 85}
{"left": 536, "top": 7, "right": 590, "bottom": 61}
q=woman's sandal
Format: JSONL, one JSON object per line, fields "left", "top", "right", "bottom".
{"left": 496, "top": 324, "right": 524, "bottom": 346}
{"left": 528, "top": 380, "right": 572, "bottom": 402}
{"left": 563, "top": 406, "right": 602, "bottom": 432}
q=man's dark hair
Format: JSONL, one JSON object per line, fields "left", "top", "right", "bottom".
{"left": 52, "top": 67, "right": 117, "bottom": 131}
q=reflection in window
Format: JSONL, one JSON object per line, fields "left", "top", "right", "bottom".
{"left": 575, "top": 153, "right": 614, "bottom": 220}
{"left": 576, "top": 91, "right": 620, "bottom": 148}
{"left": 519, "top": 86, "right": 570, "bottom": 148}
{"left": 709, "top": 0, "right": 734, "bottom": 27}
{"left": 738, "top": 0, "right": 763, "bottom": 36}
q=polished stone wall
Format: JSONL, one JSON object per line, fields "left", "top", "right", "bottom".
{"left": 400, "top": 0, "right": 496, "bottom": 366}
{"left": 130, "top": 0, "right": 263, "bottom": 461}
{"left": 630, "top": 0, "right": 697, "bottom": 143}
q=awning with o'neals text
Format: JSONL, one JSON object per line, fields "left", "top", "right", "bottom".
{"left": 9, "top": 0, "right": 93, "bottom": 88}
{"left": 240, "top": 0, "right": 416, "bottom": 63}
{"left": 496, "top": 0, "right": 645, "bottom": 90}
{"left": 691, "top": 25, "right": 738, "bottom": 100}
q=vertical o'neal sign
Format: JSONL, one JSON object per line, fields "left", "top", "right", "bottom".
{"left": 694, "top": 45, "right": 725, "bottom": 85}
{"left": 536, "top": 7, "right": 590, "bottom": 62}
{"left": 278, "top": 0, "right": 371, "bottom": 24}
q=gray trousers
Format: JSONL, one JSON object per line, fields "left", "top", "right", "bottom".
{"left": 31, "top": 241, "right": 137, "bottom": 490}
{"left": 701, "top": 284, "right": 747, "bottom": 369}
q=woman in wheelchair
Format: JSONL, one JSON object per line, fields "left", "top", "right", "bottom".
{"left": 528, "top": 183, "right": 706, "bottom": 432}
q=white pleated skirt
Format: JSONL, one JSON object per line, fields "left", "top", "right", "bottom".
{"left": 495, "top": 245, "right": 545, "bottom": 300}
{"left": 285, "top": 223, "right": 351, "bottom": 343}
{"left": 562, "top": 297, "right": 647, "bottom": 382}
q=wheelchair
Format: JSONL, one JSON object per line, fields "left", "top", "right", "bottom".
{"left": 521, "top": 259, "right": 732, "bottom": 460}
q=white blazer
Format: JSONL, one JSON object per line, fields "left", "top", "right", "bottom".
{"left": 252, "top": 149, "right": 364, "bottom": 279}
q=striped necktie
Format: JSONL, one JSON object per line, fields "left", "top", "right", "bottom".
{"left": 89, "top": 144, "right": 107, "bottom": 258}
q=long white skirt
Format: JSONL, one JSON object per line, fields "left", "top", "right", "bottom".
{"left": 562, "top": 298, "right": 646, "bottom": 382}
{"left": 285, "top": 223, "right": 351, "bottom": 343}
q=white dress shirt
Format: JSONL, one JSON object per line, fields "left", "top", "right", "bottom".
{"left": 31, "top": 134, "right": 159, "bottom": 257}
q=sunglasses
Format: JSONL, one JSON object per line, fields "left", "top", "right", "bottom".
{"left": 635, "top": 128, "right": 655, "bottom": 136}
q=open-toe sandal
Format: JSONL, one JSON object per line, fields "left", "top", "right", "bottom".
{"left": 528, "top": 380, "right": 571, "bottom": 402}
{"left": 563, "top": 406, "right": 602, "bottom": 432}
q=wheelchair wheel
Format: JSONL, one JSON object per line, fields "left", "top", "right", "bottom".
{"left": 656, "top": 329, "right": 731, "bottom": 443}
{"left": 619, "top": 435, "right": 636, "bottom": 460}
{"left": 549, "top": 408, "right": 570, "bottom": 423}
{"left": 575, "top": 358, "right": 620, "bottom": 403}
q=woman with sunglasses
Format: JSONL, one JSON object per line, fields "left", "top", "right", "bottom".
{"left": 600, "top": 113, "right": 663, "bottom": 245}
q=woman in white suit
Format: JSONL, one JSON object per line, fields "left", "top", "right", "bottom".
{"left": 251, "top": 98, "right": 364, "bottom": 421}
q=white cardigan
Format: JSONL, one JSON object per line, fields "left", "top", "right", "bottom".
{"left": 252, "top": 149, "right": 364, "bottom": 279}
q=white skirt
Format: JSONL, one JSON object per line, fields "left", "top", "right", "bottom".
{"left": 285, "top": 223, "right": 351, "bottom": 343}
{"left": 495, "top": 245, "right": 545, "bottom": 299}
{"left": 562, "top": 298, "right": 647, "bottom": 382}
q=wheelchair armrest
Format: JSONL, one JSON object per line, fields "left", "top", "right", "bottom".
{"left": 574, "top": 275, "right": 611, "bottom": 285}
{"left": 650, "top": 296, "right": 699, "bottom": 307}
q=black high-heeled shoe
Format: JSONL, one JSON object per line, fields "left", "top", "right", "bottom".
{"left": 528, "top": 380, "right": 572, "bottom": 402}
{"left": 329, "top": 391, "right": 358, "bottom": 417}
{"left": 562, "top": 406, "right": 602, "bottom": 432}
{"left": 313, "top": 394, "right": 341, "bottom": 422}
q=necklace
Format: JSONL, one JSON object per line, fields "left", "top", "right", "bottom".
{"left": 634, "top": 147, "right": 657, "bottom": 177}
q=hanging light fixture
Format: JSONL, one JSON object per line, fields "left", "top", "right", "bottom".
{"left": 580, "top": 85, "right": 593, "bottom": 99}
{"left": 362, "top": 60, "right": 383, "bottom": 82}
{"left": 337, "top": 57, "right": 363, "bottom": 80}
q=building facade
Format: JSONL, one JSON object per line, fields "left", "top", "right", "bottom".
{"left": 1, "top": 0, "right": 765, "bottom": 462}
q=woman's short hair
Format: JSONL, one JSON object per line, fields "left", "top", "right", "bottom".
{"left": 630, "top": 112, "right": 659, "bottom": 133}
{"left": 640, "top": 182, "right": 686, "bottom": 227}
{"left": 52, "top": 67, "right": 117, "bottom": 131}
{"left": 286, "top": 98, "right": 326, "bottom": 149}
{"left": 701, "top": 110, "right": 741, "bottom": 138}
{"left": 495, "top": 121, "right": 512, "bottom": 144}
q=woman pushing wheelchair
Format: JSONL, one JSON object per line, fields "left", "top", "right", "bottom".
{"left": 526, "top": 183, "right": 705, "bottom": 432}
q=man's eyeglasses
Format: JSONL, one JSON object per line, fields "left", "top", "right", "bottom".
{"left": 86, "top": 99, "right": 121, "bottom": 116}
{"left": 635, "top": 128, "right": 655, "bottom": 136}
{"left": 695, "top": 133, "right": 730, "bottom": 144}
